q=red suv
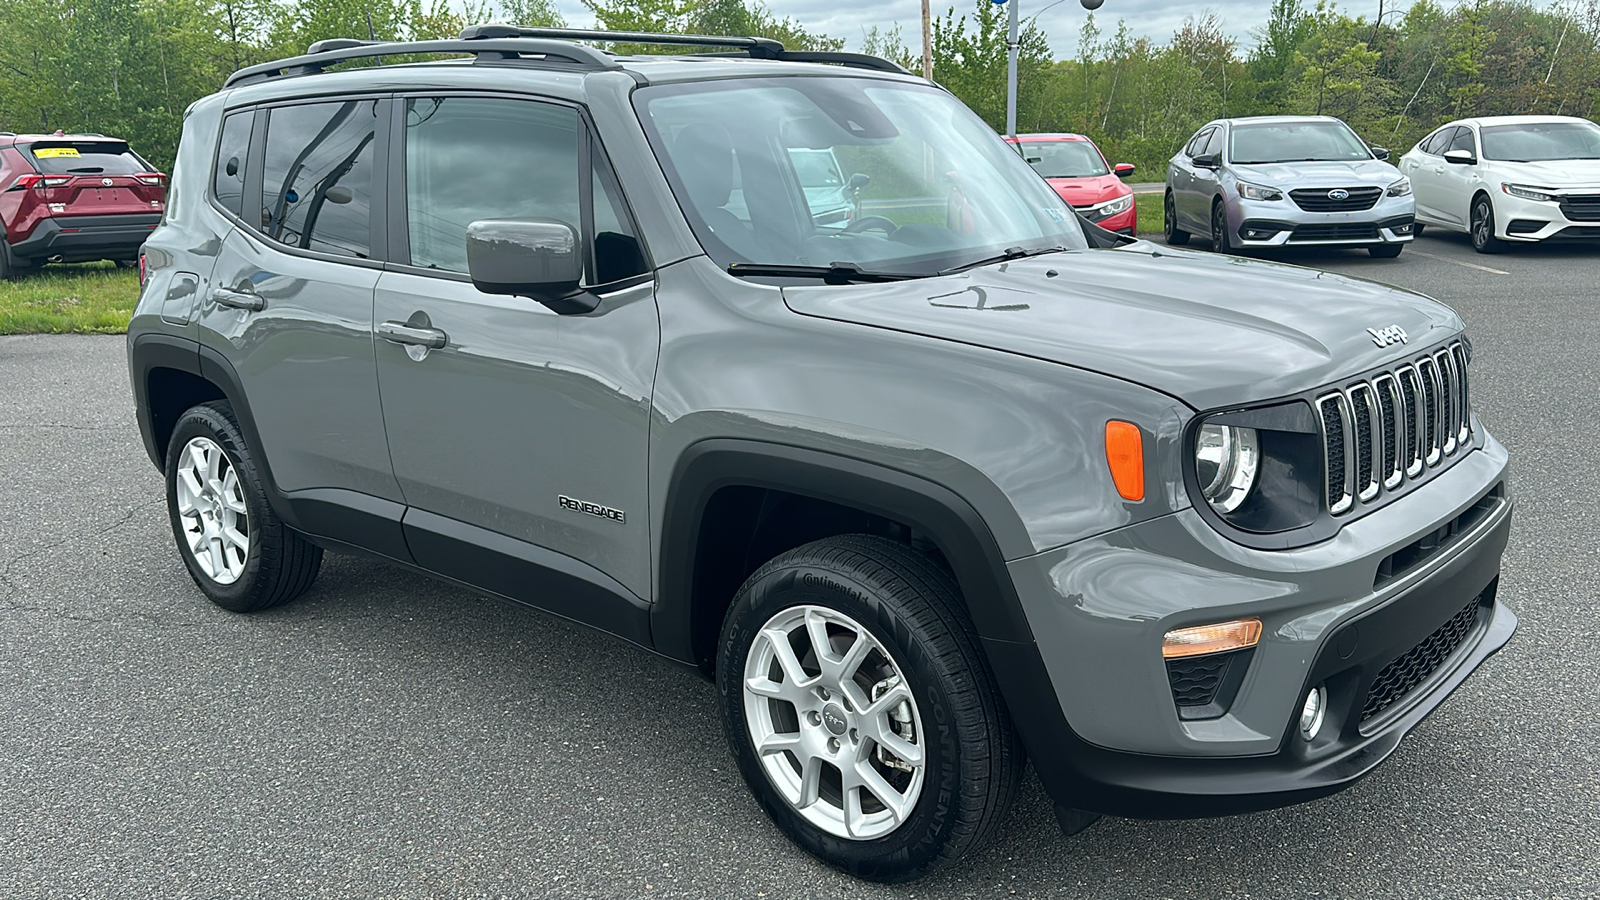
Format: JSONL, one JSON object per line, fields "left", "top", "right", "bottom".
{"left": 0, "top": 130, "right": 165, "bottom": 277}
{"left": 1006, "top": 133, "right": 1137, "bottom": 235}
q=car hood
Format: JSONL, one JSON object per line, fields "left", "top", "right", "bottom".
{"left": 1230, "top": 159, "right": 1402, "bottom": 188}
{"left": 1047, "top": 174, "right": 1129, "bottom": 207}
{"left": 1487, "top": 158, "right": 1600, "bottom": 187}
{"left": 781, "top": 242, "right": 1462, "bottom": 411}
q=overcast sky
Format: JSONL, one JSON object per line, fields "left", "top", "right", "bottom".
{"left": 538, "top": 1, "right": 1405, "bottom": 56}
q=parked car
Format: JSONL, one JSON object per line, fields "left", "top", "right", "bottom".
{"left": 729, "top": 147, "right": 864, "bottom": 228}
{"left": 0, "top": 130, "right": 165, "bottom": 277}
{"left": 1165, "top": 115, "right": 1415, "bottom": 257}
{"left": 1007, "top": 132, "right": 1137, "bottom": 234}
{"left": 130, "top": 27, "right": 1514, "bottom": 883}
{"left": 1398, "top": 115, "right": 1600, "bottom": 253}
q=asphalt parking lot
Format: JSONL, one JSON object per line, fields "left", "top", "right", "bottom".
{"left": 2, "top": 231, "right": 1598, "bottom": 899}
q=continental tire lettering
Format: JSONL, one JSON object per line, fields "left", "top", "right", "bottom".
{"left": 558, "top": 494, "right": 625, "bottom": 524}
{"left": 800, "top": 571, "right": 869, "bottom": 604}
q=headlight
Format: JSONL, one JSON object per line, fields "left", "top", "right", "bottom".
{"left": 1100, "top": 195, "right": 1133, "bottom": 216}
{"left": 1501, "top": 183, "right": 1559, "bottom": 202}
{"left": 1386, "top": 177, "right": 1412, "bottom": 197}
{"left": 1188, "top": 403, "right": 1326, "bottom": 536}
{"left": 1235, "top": 182, "right": 1283, "bottom": 201}
{"left": 1195, "top": 423, "right": 1259, "bottom": 513}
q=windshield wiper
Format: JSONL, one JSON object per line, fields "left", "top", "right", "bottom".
{"left": 726, "top": 261, "right": 919, "bottom": 284}
{"left": 939, "top": 245, "right": 1069, "bottom": 275}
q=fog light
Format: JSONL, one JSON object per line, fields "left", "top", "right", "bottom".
{"left": 1243, "top": 228, "right": 1276, "bottom": 240}
{"left": 1299, "top": 685, "right": 1327, "bottom": 741}
{"left": 1394, "top": 223, "right": 1413, "bottom": 235}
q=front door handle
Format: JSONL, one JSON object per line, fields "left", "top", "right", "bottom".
{"left": 378, "top": 320, "right": 448, "bottom": 350}
{"left": 210, "top": 287, "right": 265, "bottom": 312}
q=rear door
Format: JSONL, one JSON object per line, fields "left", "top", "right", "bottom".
{"left": 1435, "top": 126, "right": 1480, "bottom": 228}
{"left": 19, "top": 140, "right": 166, "bottom": 218}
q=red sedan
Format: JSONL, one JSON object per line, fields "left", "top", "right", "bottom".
{"left": 1006, "top": 133, "right": 1137, "bottom": 235}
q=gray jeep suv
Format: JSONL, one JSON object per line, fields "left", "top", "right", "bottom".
{"left": 128, "top": 27, "right": 1515, "bottom": 882}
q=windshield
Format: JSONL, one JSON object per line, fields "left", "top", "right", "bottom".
{"left": 789, "top": 149, "right": 844, "bottom": 188}
{"left": 1017, "top": 140, "right": 1109, "bottom": 178}
{"left": 635, "top": 77, "right": 1086, "bottom": 275}
{"left": 1480, "top": 121, "right": 1600, "bottom": 161}
{"left": 1229, "top": 122, "right": 1372, "bottom": 165}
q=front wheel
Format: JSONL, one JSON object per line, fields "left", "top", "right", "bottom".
{"left": 718, "top": 535, "right": 1022, "bottom": 882}
{"left": 1471, "top": 196, "right": 1508, "bottom": 254}
{"left": 1210, "top": 200, "right": 1233, "bottom": 254}
{"left": 1368, "top": 243, "right": 1404, "bottom": 258}
{"left": 164, "top": 401, "right": 322, "bottom": 612}
{"left": 1163, "top": 191, "right": 1189, "bottom": 245}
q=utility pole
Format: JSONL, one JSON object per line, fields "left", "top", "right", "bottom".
{"left": 921, "top": 0, "right": 933, "bottom": 80}
{"left": 1005, "top": 0, "right": 1019, "bottom": 138}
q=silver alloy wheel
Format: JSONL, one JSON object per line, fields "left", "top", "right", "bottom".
{"left": 743, "top": 604, "right": 926, "bottom": 840}
{"left": 174, "top": 436, "right": 250, "bottom": 585}
{"left": 1473, "top": 200, "right": 1492, "bottom": 247}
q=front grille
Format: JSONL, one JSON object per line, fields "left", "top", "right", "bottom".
{"left": 1289, "top": 223, "right": 1381, "bottom": 242}
{"left": 1559, "top": 193, "right": 1600, "bottom": 222}
{"left": 1317, "top": 342, "right": 1472, "bottom": 515}
{"left": 1361, "top": 598, "right": 1481, "bottom": 721}
{"left": 1290, "top": 186, "right": 1383, "bottom": 212}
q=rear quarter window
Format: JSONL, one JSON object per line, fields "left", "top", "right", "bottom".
{"left": 24, "top": 141, "right": 147, "bottom": 175}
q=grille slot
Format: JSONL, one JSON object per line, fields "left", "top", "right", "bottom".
{"left": 1289, "top": 223, "right": 1381, "bottom": 242}
{"left": 1289, "top": 186, "right": 1383, "bottom": 212}
{"left": 1167, "top": 653, "right": 1232, "bottom": 706}
{"left": 1559, "top": 193, "right": 1600, "bottom": 222}
{"left": 1320, "top": 343, "right": 1470, "bottom": 516}
{"left": 1360, "top": 598, "right": 1482, "bottom": 722}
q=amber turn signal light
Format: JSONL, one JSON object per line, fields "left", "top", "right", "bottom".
{"left": 1104, "top": 420, "right": 1144, "bottom": 501}
{"left": 1162, "top": 618, "right": 1263, "bottom": 659}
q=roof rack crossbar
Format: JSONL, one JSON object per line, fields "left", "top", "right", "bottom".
{"left": 224, "top": 37, "right": 620, "bottom": 88}
{"left": 458, "top": 24, "right": 785, "bottom": 56}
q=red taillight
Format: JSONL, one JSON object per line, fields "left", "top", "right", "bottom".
{"left": 8, "top": 173, "right": 71, "bottom": 191}
{"left": 138, "top": 253, "right": 147, "bottom": 287}
{"left": 135, "top": 173, "right": 166, "bottom": 186}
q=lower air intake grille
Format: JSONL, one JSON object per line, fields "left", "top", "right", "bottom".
{"left": 1360, "top": 598, "right": 1481, "bottom": 722}
{"left": 1167, "top": 653, "right": 1232, "bottom": 706}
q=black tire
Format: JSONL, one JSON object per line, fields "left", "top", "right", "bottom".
{"left": 1210, "top": 199, "right": 1233, "bottom": 254}
{"left": 1163, "top": 191, "right": 1189, "bottom": 245}
{"left": 1368, "top": 243, "right": 1404, "bottom": 258}
{"left": 115, "top": 258, "right": 139, "bottom": 269}
{"left": 717, "top": 535, "right": 1023, "bottom": 883}
{"left": 164, "top": 401, "right": 322, "bottom": 612}
{"left": 1470, "top": 195, "right": 1508, "bottom": 254}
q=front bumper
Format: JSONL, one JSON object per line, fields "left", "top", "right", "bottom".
{"left": 8, "top": 213, "right": 162, "bottom": 262}
{"left": 990, "top": 433, "right": 1513, "bottom": 818}
{"left": 1490, "top": 190, "right": 1600, "bottom": 242}
{"left": 1227, "top": 191, "right": 1416, "bottom": 247}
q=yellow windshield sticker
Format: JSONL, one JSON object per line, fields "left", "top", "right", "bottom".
{"left": 33, "top": 147, "right": 80, "bottom": 158}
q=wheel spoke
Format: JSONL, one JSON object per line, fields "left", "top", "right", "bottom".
{"left": 855, "top": 761, "right": 914, "bottom": 824}
{"left": 175, "top": 469, "right": 204, "bottom": 513}
{"left": 862, "top": 716, "right": 923, "bottom": 768}
{"left": 804, "top": 608, "right": 834, "bottom": 667}
{"left": 745, "top": 674, "right": 806, "bottom": 705}
{"left": 863, "top": 680, "right": 911, "bottom": 718}
{"left": 761, "top": 627, "right": 818, "bottom": 691}
{"left": 842, "top": 777, "right": 866, "bottom": 838}
{"left": 755, "top": 732, "right": 801, "bottom": 759}
{"left": 221, "top": 526, "right": 249, "bottom": 552}
{"left": 206, "top": 539, "right": 227, "bottom": 576}
{"left": 794, "top": 755, "right": 823, "bottom": 810}
{"left": 203, "top": 445, "right": 220, "bottom": 482}
{"left": 220, "top": 470, "right": 247, "bottom": 514}
{"left": 835, "top": 631, "right": 872, "bottom": 682}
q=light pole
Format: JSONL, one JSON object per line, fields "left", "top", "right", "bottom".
{"left": 922, "top": 0, "right": 933, "bottom": 80}
{"left": 1001, "top": 0, "right": 1105, "bottom": 139}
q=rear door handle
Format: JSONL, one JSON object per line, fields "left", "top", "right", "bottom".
{"left": 378, "top": 320, "right": 448, "bottom": 349}
{"left": 210, "top": 287, "right": 265, "bottom": 312}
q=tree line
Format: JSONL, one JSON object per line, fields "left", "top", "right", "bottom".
{"left": 2, "top": 0, "right": 1597, "bottom": 176}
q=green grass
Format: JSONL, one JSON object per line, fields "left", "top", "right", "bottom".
{"left": 1135, "top": 190, "right": 1164, "bottom": 238}
{"left": 0, "top": 262, "right": 141, "bottom": 334}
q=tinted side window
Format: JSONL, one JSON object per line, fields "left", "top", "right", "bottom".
{"left": 592, "top": 163, "right": 647, "bottom": 285}
{"left": 404, "top": 97, "right": 580, "bottom": 274}
{"left": 1418, "top": 128, "right": 1447, "bottom": 156}
{"left": 1448, "top": 127, "right": 1476, "bottom": 154}
{"left": 213, "top": 111, "right": 253, "bottom": 217}
{"left": 1202, "top": 127, "right": 1226, "bottom": 158}
{"left": 1185, "top": 128, "right": 1213, "bottom": 158}
{"left": 258, "top": 100, "right": 378, "bottom": 259}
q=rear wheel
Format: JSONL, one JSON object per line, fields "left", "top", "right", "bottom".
{"left": 718, "top": 535, "right": 1022, "bottom": 882}
{"left": 164, "top": 401, "right": 322, "bottom": 612}
{"left": 1470, "top": 195, "right": 1508, "bottom": 254}
{"left": 1163, "top": 191, "right": 1189, "bottom": 245}
{"left": 1368, "top": 244, "right": 1404, "bottom": 258}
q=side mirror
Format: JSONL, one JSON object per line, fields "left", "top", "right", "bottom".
{"left": 1192, "top": 153, "right": 1220, "bottom": 170}
{"left": 1369, "top": 147, "right": 1391, "bottom": 161}
{"left": 323, "top": 185, "right": 354, "bottom": 205}
{"left": 1443, "top": 149, "right": 1477, "bottom": 166}
{"left": 1114, "top": 162, "right": 1136, "bottom": 177}
{"left": 465, "top": 218, "right": 596, "bottom": 314}
{"left": 846, "top": 172, "right": 871, "bottom": 193}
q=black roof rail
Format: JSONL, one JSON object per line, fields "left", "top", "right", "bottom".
{"left": 459, "top": 24, "right": 909, "bottom": 74}
{"left": 223, "top": 37, "right": 620, "bottom": 88}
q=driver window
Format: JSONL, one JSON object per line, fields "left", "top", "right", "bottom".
{"left": 1202, "top": 127, "right": 1226, "bottom": 159}
{"left": 1448, "top": 127, "right": 1476, "bottom": 154}
{"left": 1186, "top": 128, "right": 1214, "bottom": 158}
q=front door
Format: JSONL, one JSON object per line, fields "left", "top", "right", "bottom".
{"left": 373, "top": 94, "right": 658, "bottom": 601}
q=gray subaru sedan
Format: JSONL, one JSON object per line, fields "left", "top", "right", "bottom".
{"left": 1165, "top": 115, "right": 1417, "bottom": 257}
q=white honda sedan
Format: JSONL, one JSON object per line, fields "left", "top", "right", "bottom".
{"left": 1398, "top": 115, "right": 1600, "bottom": 253}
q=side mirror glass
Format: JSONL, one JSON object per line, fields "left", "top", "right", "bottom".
{"left": 846, "top": 172, "right": 871, "bottom": 192}
{"left": 1114, "top": 162, "right": 1136, "bottom": 177}
{"left": 465, "top": 218, "right": 596, "bottom": 314}
{"left": 1443, "top": 149, "right": 1477, "bottom": 166}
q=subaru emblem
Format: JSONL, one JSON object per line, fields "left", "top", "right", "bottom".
{"left": 1327, "top": 189, "right": 1350, "bottom": 201}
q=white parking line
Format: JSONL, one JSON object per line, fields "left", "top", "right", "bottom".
{"left": 1407, "top": 249, "right": 1510, "bottom": 275}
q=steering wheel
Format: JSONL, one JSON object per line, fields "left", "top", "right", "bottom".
{"left": 842, "top": 215, "right": 899, "bottom": 235}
